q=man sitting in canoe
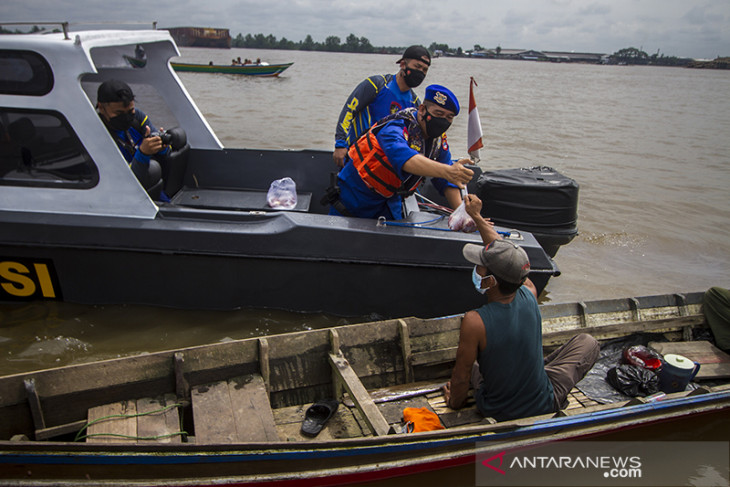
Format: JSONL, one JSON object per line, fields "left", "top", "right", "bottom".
{"left": 443, "top": 195, "right": 599, "bottom": 421}
{"left": 333, "top": 45, "right": 431, "bottom": 168}
{"left": 325, "top": 84, "right": 473, "bottom": 220}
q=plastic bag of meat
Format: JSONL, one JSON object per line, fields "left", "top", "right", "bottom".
{"left": 267, "top": 177, "right": 298, "bottom": 210}
{"left": 448, "top": 201, "right": 476, "bottom": 233}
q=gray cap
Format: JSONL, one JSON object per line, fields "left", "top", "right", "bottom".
{"left": 462, "top": 240, "right": 531, "bottom": 285}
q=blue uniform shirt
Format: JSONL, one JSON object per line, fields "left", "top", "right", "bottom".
{"left": 334, "top": 116, "right": 455, "bottom": 220}
{"left": 334, "top": 74, "right": 420, "bottom": 149}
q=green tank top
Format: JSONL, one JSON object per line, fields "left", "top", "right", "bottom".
{"left": 474, "top": 286, "right": 555, "bottom": 421}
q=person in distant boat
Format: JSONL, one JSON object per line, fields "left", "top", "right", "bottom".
{"left": 96, "top": 79, "right": 171, "bottom": 201}
{"left": 325, "top": 84, "right": 473, "bottom": 219}
{"left": 332, "top": 45, "right": 431, "bottom": 168}
{"left": 442, "top": 195, "right": 600, "bottom": 421}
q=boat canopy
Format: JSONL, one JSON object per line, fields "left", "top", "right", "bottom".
{"left": 0, "top": 29, "right": 221, "bottom": 219}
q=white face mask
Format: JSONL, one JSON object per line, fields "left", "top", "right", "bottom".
{"left": 472, "top": 266, "right": 493, "bottom": 294}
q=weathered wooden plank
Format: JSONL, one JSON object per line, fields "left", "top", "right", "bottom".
{"left": 273, "top": 403, "right": 364, "bottom": 441}
{"left": 542, "top": 315, "right": 704, "bottom": 347}
{"left": 266, "top": 329, "right": 330, "bottom": 360}
{"left": 87, "top": 400, "right": 137, "bottom": 443}
{"left": 24, "top": 379, "right": 45, "bottom": 432}
{"left": 27, "top": 355, "right": 174, "bottom": 404}
{"left": 35, "top": 420, "right": 87, "bottom": 441}
{"left": 335, "top": 320, "right": 400, "bottom": 348}
{"left": 328, "top": 353, "right": 390, "bottom": 436}
{"left": 341, "top": 380, "right": 447, "bottom": 407}
{"left": 258, "top": 338, "right": 271, "bottom": 396}
{"left": 691, "top": 364, "right": 730, "bottom": 380}
{"left": 191, "top": 380, "right": 237, "bottom": 444}
{"left": 136, "top": 394, "right": 181, "bottom": 444}
{"left": 411, "top": 347, "right": 457, "bottom": 367}
{"left": 228, "top": 375, "right": 279, "bottom": 442}
{"left": 398, "top": 320, "right": 414, "bottom": 384}
{"left": 650, "top": 341, "right": 730, "bottom": 363}
{"left": 407, "top": 315, "right": 462, "bottom": 338}
{"left": 428, "top": 393, "right": 483, "bottom": 427}
{"left": 377, "top": 397, "right": 432, "bottom": 424}
{"left": 192, "top": 375, "right": 278, "bottom": 444}
{"left": 409, "top": 330, "right": 460, "bottom": 355}
{"left": 566, "top": 395, "right": 583, "bottom": 410}
{"left": 174, "top": 352, "right": 189, "bottom": 400}
{"left": 438, "top": 407, "right": 485, "bottom": 428}
{"left": 650, "top": 339, "right": 730, "bottom": 379}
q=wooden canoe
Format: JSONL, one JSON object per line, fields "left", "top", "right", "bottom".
{"left": 170, "top": 62, "right": 294, "bottom": 77}
{"left": 0, "top": 291, "right": 728, "bottom": 486}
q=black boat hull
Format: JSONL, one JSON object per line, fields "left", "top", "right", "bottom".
{"left": 1, "top": 148, "right": 558, "bottom": 318}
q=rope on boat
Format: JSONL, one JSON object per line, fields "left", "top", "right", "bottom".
{"left": 74, "top": 402, "right": 188, "bottom": 442}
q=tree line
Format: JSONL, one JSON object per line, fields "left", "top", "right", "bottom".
{"left": 607, "top": 47, "right": 694, "bottom": 66}
{"left": 232, "top": 32, "right": 404, "bottom": 54}
{"left": 3, "top": 26, "right": 724, "bottom": 66}
{"left": 231, "top": 34, "right": 713, "bottom": 67}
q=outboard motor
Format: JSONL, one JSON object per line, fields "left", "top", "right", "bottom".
{"left": 475, "top": 166, "right": 579, "bottom": 257}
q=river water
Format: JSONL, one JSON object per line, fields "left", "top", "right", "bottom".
{"left": 1, "top": 48, "right": 729, "bottom": 376}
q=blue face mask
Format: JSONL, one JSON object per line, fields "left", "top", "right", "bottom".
{"left": 472, "top": 266, "right": 492, "bottom": 294}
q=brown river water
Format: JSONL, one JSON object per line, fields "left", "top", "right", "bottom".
{"left": 1, "top": 48, "right": 729, "bottom": 376}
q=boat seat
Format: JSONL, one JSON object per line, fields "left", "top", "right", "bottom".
{"left": 171, "top": 187, "right": 312, "bottom": 212}
{"left": 85, "top": 393, "right": 182, "bottom": 443}
{"left": 191, "top": 373, "right": 279, "bottom": 443}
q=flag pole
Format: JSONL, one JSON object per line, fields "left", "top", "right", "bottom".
{"left": 467, "top": 76, "right": 484, "bottom": 164}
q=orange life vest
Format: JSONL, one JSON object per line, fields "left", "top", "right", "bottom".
{"left": 348, "top": 110, "right": 425, "bottom": 198}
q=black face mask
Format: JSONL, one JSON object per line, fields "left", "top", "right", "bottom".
{"left": 423, "top": 108, "right": 452, "bottom": 138}
{"left": 403, "top": 67, "right": 426, "bottom": 88}
{"left": 106, "top": 110, "right": 135, "bottom": 131}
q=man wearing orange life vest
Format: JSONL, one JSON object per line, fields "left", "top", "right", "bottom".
{"left": 327, "top": 84, "right": 474, "bottom": 220}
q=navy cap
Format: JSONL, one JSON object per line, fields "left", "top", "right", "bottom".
{"left": 424, "top": 84, "right": 459, "bottom": 115}
{"left": 97, "top": 79, "right": 135, "bottom": 104}
{"left": 396, "top": 45, "right": 431, "bottom": 66}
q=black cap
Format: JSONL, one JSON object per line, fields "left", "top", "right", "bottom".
{"left": 97, "top": 79, "right": 135, "bottom": 104}
{"left": 396, "top": 45, "right": 431, "bottom": 66}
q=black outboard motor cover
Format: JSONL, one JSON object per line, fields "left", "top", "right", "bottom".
{"left": 476, "top": 166, "right": 579, "bottom": 257}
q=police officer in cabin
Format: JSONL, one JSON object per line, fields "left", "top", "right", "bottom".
{"left": 325, "top": 84, "right": 474, "bottom": 220}
{"left": 96, "top": 79, "right": 171, "bottom": 200}
{"left": 332, "top": 46, "right": 431, "bottom": 168}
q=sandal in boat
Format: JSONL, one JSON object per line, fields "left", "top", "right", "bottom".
{"left": 301, "top": 399, "right": 339, "bottom": 437}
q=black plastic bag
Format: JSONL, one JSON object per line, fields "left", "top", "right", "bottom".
{"left": 606, "top": 364, "right": 660, "bottom": 397}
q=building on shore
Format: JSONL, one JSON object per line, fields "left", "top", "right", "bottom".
{"left": 166, "top": 27, "right": 231, "bottom": 49}
{"left": 469, "top": 48, "right": 607, "bottom": 63}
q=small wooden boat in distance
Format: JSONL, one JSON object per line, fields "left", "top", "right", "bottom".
{"left": 171, "top": 61, "right": 294, "bottom": 77}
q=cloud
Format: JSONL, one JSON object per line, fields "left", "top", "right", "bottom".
{"left": 2, "top": 0, "right": 728, "bottom": 58}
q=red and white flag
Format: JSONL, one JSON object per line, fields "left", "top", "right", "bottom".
{"left": 467, "top": 77, "right": 484, "bottom": 163}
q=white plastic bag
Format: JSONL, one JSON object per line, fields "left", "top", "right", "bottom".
{"left": 448, "top": 201, "right": 477, "bottom": 233}
{"left": 267, "top": 177, "right": 298, "bottom": 210}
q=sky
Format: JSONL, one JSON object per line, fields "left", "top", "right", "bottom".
{"left": 4, "top": 0, "right": 729, "bottom": 59}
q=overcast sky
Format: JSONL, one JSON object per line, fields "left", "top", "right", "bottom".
{"left": 5, "top": 0, "right": 729, "bottom": 59}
